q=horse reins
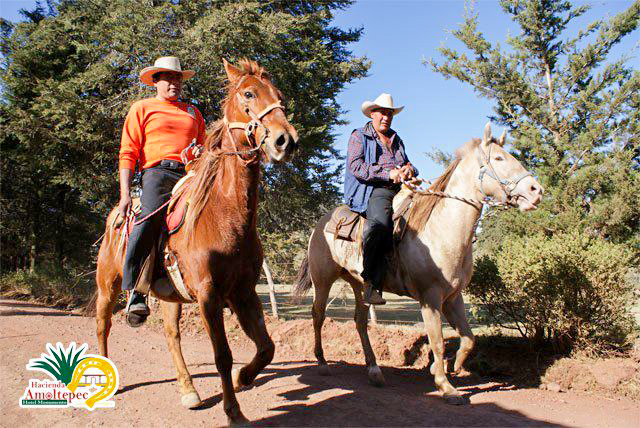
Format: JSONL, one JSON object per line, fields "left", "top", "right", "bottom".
{"left": 404, "top": 141, "right": 534, "bottom": 209}
{"left": 132, "top": 80, "right": 285, "bottom": 226}
{"left": 476, "top": 142, "right": 533, "bottom": 205}
{"left": 221, "top": 75, "right": 286, "bottom": 162}
{"left": 400, "top": 141, "right": 535, "bottom": 239}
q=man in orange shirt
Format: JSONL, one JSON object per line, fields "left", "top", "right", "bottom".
{"left": 119, "top": 56, "right": 206, "bottom": 326}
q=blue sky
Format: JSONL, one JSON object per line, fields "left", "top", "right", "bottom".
{"left": 2, "top": 0, "right": 637, "bottom": 181}
{"left": 330, "top": 0, "right": 638, "bottom": 180}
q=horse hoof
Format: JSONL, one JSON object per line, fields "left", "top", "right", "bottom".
{"left": 228, "top": 413, "right": 250, "bottom": 427}
{"left": 444, "top": 393, "right": 467, "bottom": 405}
{"left": 367, "top": 366, "right": 385, "bottom": 387}
{"left": 181, "top": 391, "right": 202, "bottom": 409}
{"left": 126, "top": 312, "right": 148, "bottom": 328}
{"left": 232, "top": 368, "right": 244, "bottom": 392}
{"left": 453, "top": 368, "right": 472, "bottom": 377}
{"left": 318, "top": 364, "right": 331, "bottom": 376}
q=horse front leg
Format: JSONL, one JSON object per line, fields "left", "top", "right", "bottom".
{"left": 198, "top": 287, "right": 248, "bottom": 426}
{"left": 229, "top": 288, "right": 275, "bottom": 391}
{"left": 159, "top": 300, "right": 202, "bottom": 409}
{"left": 420, "top": 291, "right": 465, "bottom": 405}
{"left": 443, "top": 293, "right": 475, "bottom": 375}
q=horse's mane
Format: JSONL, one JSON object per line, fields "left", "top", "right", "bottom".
{"left": 181, "top": 59, "right": 268, "bottom": 236}
{"left": 405, "top": 138, "right": 482, "bottom": 232}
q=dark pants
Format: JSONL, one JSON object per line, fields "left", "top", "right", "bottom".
{"left": 122, "top": 161, "right": 185, "bottom": 291}
{"left": 362, "top": 186, "right": 398, "bottom": 292}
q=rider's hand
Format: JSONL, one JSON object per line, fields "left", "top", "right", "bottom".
{"left": 117, "top": 194, "right": 132, "bottom": 221}
{"left": 400, "top": 164, "right": 414, "bottom": 180}
{"left": 389, "top": 168, "right": 403, "bottom": 183}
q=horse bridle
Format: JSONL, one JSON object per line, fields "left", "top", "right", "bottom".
{"left": 221, "top": 75, "right": 285, "bottom": 160}
{"left": 476, "top": 141, "right": 533, "bottom": 206}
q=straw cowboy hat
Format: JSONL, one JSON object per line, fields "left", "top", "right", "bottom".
{"left": 361, "top": 93, "right": 404, "bottom": 118}
{"left": 139, "top": 56, "right": 195, "bottom": 86}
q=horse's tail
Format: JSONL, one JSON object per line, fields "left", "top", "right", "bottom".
{"left": 84, "top": 207, "right": 121, "bottom": 317}
{"left": 294, "top": 254, "right": 312, "bottom": 298}
{"left": 83, "top": 289, "right": 98, "bottom": 316}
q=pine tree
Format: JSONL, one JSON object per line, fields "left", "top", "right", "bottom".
{"left": 429, "top": 0, "right": 639, "bottom": 251}
{"left": 1, "top": 0, "right": 369, "bottom": 274}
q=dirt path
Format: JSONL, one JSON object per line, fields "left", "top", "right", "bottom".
{"left": 1, "top": 299, "right": 638, "bottom": 427}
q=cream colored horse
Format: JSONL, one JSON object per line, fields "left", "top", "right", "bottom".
{"left": 295, "top": 123, "right": 543, "bottom": 404}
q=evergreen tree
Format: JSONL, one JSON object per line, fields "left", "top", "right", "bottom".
{"left": 429, "top": 0, "right": 639, "bottom": 252}
{"left": 1, "top": 0, "right": 368, "bottom": 274}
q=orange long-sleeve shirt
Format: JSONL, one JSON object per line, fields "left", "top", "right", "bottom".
{"left": 119, "top": 98, "right": 206, "bottom": 170}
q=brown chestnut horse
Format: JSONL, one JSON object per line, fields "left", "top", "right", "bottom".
{"left": 95, "top": 59, "right": 298, "bottom": 425}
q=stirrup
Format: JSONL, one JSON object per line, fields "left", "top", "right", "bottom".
{"left": 126, "top": 291, "right": 149, "bottom": 328}
{"left": 364, "top": 283, "right": 386, "bottom": 305}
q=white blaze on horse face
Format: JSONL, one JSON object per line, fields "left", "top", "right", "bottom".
{"left": 237, "top": 74, "right": 298, "bottom": 164}
{"left": 262, "top": 108, "right": 298, "bottom": 163}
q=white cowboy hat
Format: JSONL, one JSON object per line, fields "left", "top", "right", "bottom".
{"left": 139, "top": 56, "right": 195, "bottom": 86}
{"left": 361, "top": 93, "right": 404, "bottom": 118}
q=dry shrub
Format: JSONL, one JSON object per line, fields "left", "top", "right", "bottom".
{"left": 0, "top": 270, "right": 92, "bottom": 309}
{"left": 468, "top": 232, "right": 636, "bottom": 352}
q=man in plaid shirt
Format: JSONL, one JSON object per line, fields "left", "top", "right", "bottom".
{"left": 343, "top": 93, "right": 418, "bottom": 305}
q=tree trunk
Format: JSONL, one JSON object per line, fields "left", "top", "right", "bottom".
{"left": 544, "top": 61, "right": 561, "bottom": 148}
{"left": 29, "top": 242, "right": 36, "bottom": 274}
{"left": 262, "top": 259, "right": 278, "bottom": 319}
{"left": 55, "top": 187, "right": 67, "bottom": 271}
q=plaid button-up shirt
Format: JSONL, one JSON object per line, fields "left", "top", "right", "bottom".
{"left": 347, "top": 122, "right": 417, "bottom": 183}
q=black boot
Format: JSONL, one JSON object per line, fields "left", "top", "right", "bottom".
{"left": 126, "top": 291, "right": 150, "bottom": 328}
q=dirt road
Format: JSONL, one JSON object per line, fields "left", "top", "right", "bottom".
{"left": 1, "top": 299, "right": 638, "bottom": 427}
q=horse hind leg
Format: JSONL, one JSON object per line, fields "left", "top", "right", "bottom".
{"left": 95, "top": 254, "right": 120, "bottom": 358}
{"left": 198, "top": 287, "right": 248, "bottom": 426}
{"left": 228, "top": 288, "right": 275, "bottom": 392}
{"left": 442, "top": 294, "right": 475, "bottom": 376}
{"left": 159, "top": 301, "right": 202, "bottom": 409}
{"left": 311, "top": 276, "right": 332, "bottom": 375}
{"left": 309, "top": 257, "right": 343, "bottom": 377}
{"left": 305, "top": 224, "right": 342, "bottom": 376}
{"left": 345, "top": 275, "right": 385, "bottom": 386}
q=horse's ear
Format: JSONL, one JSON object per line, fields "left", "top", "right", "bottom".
{"left": 223, "top": 58, "right": 242, "bottom": 83}
{"left": 482, "top": 122, "right": 492, "bottom": 144}
{"left": 498, "top": 130, "right": 506, "bottom": 146}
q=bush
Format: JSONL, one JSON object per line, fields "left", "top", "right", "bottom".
{"left": 0, "top": 269, "right": 94, "bottom": 309}
{"left": 468, "top": 232, "right": 636, "bottom": 352}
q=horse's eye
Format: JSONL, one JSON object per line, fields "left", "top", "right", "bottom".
{"left": 244, "top": 91, "right": 254, "bottom": 99}
{"left": 494, "top": 156, "right": 504, "bottom": 161}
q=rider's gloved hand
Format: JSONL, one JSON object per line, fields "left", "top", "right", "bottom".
{"left": 180, "top": 141, "right": 204, "bottom": 170}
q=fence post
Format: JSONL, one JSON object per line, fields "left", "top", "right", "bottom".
{"left": 262, "top": 259, "right": 279, "bottom": 319}
{"left": 369, "top": 304, "right": 377, "bottom": 324}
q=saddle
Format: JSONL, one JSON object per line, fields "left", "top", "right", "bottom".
{"left": 325, "top": 192, "right": 415, "bottom": 243}
{"left": 115, "top": 172, "right": 196, "bottom": 303}
{"left": 325, "top": 205, "right": 362, "bottom": 241}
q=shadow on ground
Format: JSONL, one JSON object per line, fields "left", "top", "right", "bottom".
{"left": 239, "top": 361, "right": 564, "bottom": 426}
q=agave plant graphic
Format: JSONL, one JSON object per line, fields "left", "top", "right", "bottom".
{"left": 27, "top": 342, "right": 87, "bottom": 385}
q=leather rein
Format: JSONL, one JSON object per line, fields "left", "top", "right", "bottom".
{"left": 404, "top": 141, "right": 535, "bottom": 210}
